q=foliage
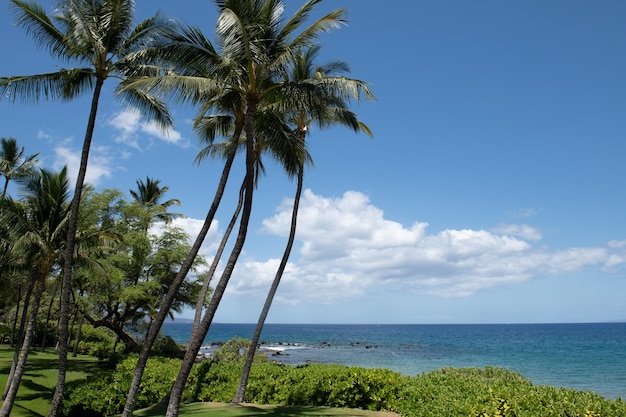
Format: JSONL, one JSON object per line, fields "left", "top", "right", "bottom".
{"left": 64, "top": 356, "right": 626, "bottom": 417}
{"left": 72, "top": 325, "right": 116, "bottom": 357}
{"left": 187, "top": 361, "right": 402, "bottom": 411}
{"left": 152, "top": 335, "right": 185, "bottom": 359}
{"left": 74, "top": 188, "right": 205, "bottom": 352}
{"left": 211, "top": 336, "right": 267, "bottom": 363}
{"left": 395, "top": 367, "right": 626, "bottom": 417}
{"left": 63, "top": 355, "right": 182, "bottom": 417}
{"left": 0, "top": 322, "right": 11, "bottom": 344}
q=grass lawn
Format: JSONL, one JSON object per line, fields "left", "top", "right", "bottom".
{"left": 0, "top": 345, "right": 101, "bottom": 416}
{"left": 133, "top": 402, "right": 399, "bottom": 417}
{"left": 1, "top": 346, "right": 397, "bottom": 417}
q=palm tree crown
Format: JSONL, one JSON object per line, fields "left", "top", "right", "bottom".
{"left": 130, "top": 176, "right": 182, "bottom": 223}
{"left": 0, "top": 137, "right": 39, "bottom": 198}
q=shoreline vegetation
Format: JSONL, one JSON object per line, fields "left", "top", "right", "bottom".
{"left": 1, "top": 341, "right": 625, "bottom": 417}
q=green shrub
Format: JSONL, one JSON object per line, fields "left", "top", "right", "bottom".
{"left": 63, "top": 355, "right": 181, "bottom": 417}
{"left": 152, "top": 335, "right": 185, "bottom": 359}
{"left": 63, "top": 357, "right": 626, "bottom": 417}
{"left": 0, "top": 322, "right": 11, "bottom": 344}
{"left": 72, "top": 325, "right": 116, "bottom": 357}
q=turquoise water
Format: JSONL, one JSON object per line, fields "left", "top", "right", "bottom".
{"left": 161, "top": 322, "right": 626, "bottom": 399}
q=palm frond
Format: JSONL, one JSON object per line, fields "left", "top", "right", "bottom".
{"left": 10, "top": 0, "right": 69, "bottom": 60}
{"left": 0, "top": 69, "right": 93, "bottom": 103}
{"left": 116, "top": 84, "right": 173, "bottom": 130}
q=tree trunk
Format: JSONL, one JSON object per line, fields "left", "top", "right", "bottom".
{"left": 165, "top": 106, "right": 256, "bottom": 417}
{"left": 120, "top": 124, "right": 242, "bottom": 417}
{"left": 41, "top": 280, "right": 59, "bottom": 351}
{"left": 0, "top": 273, "right": 46, "bottom": 417}
{"left": 233, "top": 167, "right": 303, "bottom": 403}
{"left": 193, "top": 181, "right": 245, "bottom": 329}
{"left": 48, "top": 76, "right": 104, "bottom": 417}
{"left": 10, "top": 284, "right": 21, "bottom": 348}
{"left": 2, "top": 276, "right": 34, "bottom": 401}
{"left": 72, "top": 312, "right": 85, "bottom": 357}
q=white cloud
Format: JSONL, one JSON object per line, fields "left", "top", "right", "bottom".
{"left": 107, "top": 108, "right": 184, "bottom": 148}
{"left": 54, "top": 143, "right": 113, "bottom": 187}
{"left": 226, "top": 189, "right": 626, "bottom": 304}
{"left": 492, "top": 223, "right": 542, "bottom": 241}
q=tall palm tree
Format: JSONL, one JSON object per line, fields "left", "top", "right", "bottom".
{"left": 0, "top": 167, "right": 71, "bottom": 417}
{"left": 130, "top": 176, "right": 182, "bottom": 224}
{"left": 166, "top": 2, "right": 351, "bottom": 416}
{"left": 233, "top": 45, "right": 374, "bottom": 403}
{"left": 0, "top": 2, "right": 175, "bottom": 414}
{"left": 0, "top": 137, "right": 39, "bottom": 198}
{"left": 119, "top": 1, "right": 349, "bottom": 416}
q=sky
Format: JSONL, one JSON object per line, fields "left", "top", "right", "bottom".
{"left": 1, "top": 1, "right": 626, "bottom": 324}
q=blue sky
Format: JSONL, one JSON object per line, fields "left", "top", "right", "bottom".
{"left": 1, "top": 1, "right": 626, "bottom": 324}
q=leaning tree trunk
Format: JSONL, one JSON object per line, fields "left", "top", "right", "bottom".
{"left": 233, "top": 166, "right": 303, "bottom": 403}
{"left": 48, "top": 77, "right": 104, "bottom": 417}
{"left": 120, "top": 125, "right": 242, "bottom": 417}
{"left": 165, "top": 116, "right": 256, "bottom": 417}
{"left": 2, "top": 274, "right": 34, "bottom": 401}
{"left": 193, "top": 181, "right": 245, "bottom": 329}
{"left": 0, "top": 273, "right": 46, "bottom": 417}
{"left": 10, "top": 284, "right": 22, "bottom": 348}
{"left": 41, "top": 280, "right": 59, "bottom": 351}
{"left": 71, "top": 311, "right": 85, "bottom": 357}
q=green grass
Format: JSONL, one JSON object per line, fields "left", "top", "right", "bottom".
{"left": 0, "top": 345, "right": 101, "bottom": 417}
{"left": 133, "top": 402, "right": 397, "bottom": 417}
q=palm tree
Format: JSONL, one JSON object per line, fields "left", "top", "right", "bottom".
{"left": 0, "top": 167, "right": 71, "bottom": 417}
{"left": 0, "top": 137, "right": 39, "bottom": 198}
{"left": 0, "top": 2, "right": 175, "bottom": 414}
{"left": 166, "top": 2, "right": 352, "bottom": 416}
{"left": 119, "top": 1, "right": 349, "bottom": 416}
{"left": 130, "top": 176, "right": 182, "bottom": 224}
{"left": 233, "top": 45, "right": 374, "bottom": 403}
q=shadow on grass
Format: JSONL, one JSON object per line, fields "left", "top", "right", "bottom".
{"left": 135, "top": 402, "right": 393, "bottom": 417}
{"left": 0, "top": 346, "right": 106, "bottom": 416}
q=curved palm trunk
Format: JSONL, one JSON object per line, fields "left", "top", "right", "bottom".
{"left": 41, "top": 280, "right": 59, "bottom": 351}
{"left": 2, "top": 277, "right": 33, "bottom": 401}
{"left": 121, "top": 127, "right": 241, "bottom": 417}
{"left": 48, "top": 76, "right": 104, "bottom": 417}
{"left": 0, "top": 273, "right": 46, "bottom": 417}
{"left": 9, "top": 284, "right": 22, "bottom": 348}
{"left": 71, "top": 311, "right": 84, "bottom": 357}
{"left": 2, "top": 178, "right": 9, "bottom": 198}
{"left": 165, "top": 109, "right": 257, "bottom": 417}
{"left": 193, "top": 181, "right": 245, "bottom": 328}
{"left": 233, "top": 167, "right": 303, "bottom": 403}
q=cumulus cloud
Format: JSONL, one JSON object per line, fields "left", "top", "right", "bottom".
{"left": 53, "top": 143, "right": 113, "bottom": 187}
{"left": 107, "top": 108, "right": 183, "bottom": 148}
{"left": 226, "top": 190, "right": 626, "bottom": 304}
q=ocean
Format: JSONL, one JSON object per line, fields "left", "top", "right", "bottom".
{"left": 161, "top": 322, "right": 626, "bottom": 400}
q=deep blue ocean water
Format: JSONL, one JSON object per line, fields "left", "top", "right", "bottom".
{"left": 161, "top": 322, "right": 626, "bottom": 399}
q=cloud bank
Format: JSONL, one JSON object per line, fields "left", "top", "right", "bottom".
{"left": 223, "top": 190, "right": 626, "bottom": 304}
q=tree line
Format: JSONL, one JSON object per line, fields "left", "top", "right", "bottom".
{"left": 0, "top": 1, "right": 374, "bottom": 416}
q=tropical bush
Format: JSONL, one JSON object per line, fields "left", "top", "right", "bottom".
{"left": 72, "top": 325, "right": 116, "bottom": 357}
{"left": 63, "top": 339, "right": 626, "bottom": 417}
{"left": 63, "top": 355, "right": 181, "bottom": 417}
{"left": 395, "top": 367, "right": 626, "bottom": 417}
{"left": 0, "top": 322, "right": 11, "bottom": 344}
{"left": 152, "top": 334, "right": 186, "bottom": 359}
